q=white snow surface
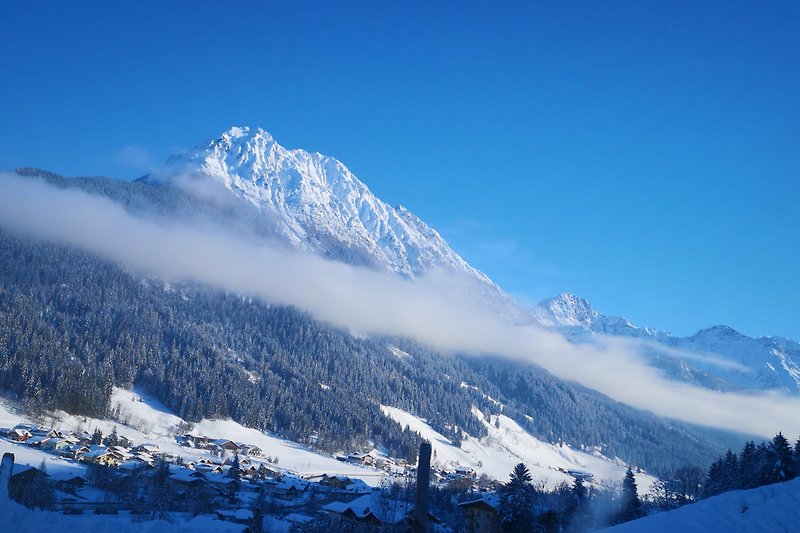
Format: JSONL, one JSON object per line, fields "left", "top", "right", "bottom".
{"left": 0, "top": 499, "right": 244, "bottom": 532}
{"left": 380, "top": 404, "right": 656, "bottom": 493}
{"left": 601, "top": 478, "right": 800, "bottom": 532}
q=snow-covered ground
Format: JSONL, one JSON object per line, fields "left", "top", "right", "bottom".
{"left": 1, "top": 388, "right": 384, "bottom": 485}
{"left": 0, "top": 499, "right": 244, "bottom": 533}
{"left": 380, "top": 404, "right": 657, "bottom": 493}
{"left": 601, "top": 478, "right": 800, "bottom": 532}
{"left": 0, "top": 401, "right": 87, "bottom": 481}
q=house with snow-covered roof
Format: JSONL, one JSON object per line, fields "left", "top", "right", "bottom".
{"left": 7, "top": 427, "right": 32, "bottom": 442}
{"left": 82, "top": 445, "right": 118, "bottom": 466}
{"left": 459, "top": 492, "right": 501, "bottom": 533}
{"left": 323, "top": 492, "right": 440, "bottom": 531}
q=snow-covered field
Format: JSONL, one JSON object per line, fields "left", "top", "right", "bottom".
{"left": 601, "top": 478, "right": 800, "bottom": 532}
{"left": 0, "top": 499, "right": 244, "bottom": 533}
{"left": 381, "top": 404, "right": 657, "bottom": 493}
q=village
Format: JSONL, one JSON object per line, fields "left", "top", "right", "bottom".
{"left": 1, "top": 418, "right": 505, "bottom": 531}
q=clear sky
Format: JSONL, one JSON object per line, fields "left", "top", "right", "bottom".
{"left": 2, "top": 1, "right": 798, "bottom": 339}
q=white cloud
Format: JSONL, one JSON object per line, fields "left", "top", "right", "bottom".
{"left": 0, "top": 172, "right": 798, "bottom": 438}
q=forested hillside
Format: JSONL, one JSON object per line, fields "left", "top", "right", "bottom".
{"left": 0, "top": 221, "right": 743, "bottom": 475}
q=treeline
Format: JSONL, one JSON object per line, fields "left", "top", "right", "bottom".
{"left": 703, "top": 432, "right": 800, "bottom": 497}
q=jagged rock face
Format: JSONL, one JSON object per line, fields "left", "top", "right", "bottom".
{"left": 145, "top": 126, "right": 520, "bottom": 317}
{"left": 156, "top": 127, "right": 484, "bottom": 279}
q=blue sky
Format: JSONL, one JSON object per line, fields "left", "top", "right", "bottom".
{"left": 2, "top": 1, "right": 798, "bottom": 339}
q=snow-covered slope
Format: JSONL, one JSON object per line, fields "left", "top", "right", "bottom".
{"left": 1, "top": 389, "right": 384, "bottom": 485}
{"left": 532, "top": 293, "right": 800, "bottom": 394}
{"left": 601, "top": 478, "right": 800, "bottom": 533}
{"left": 380, "top": 404, "right": 656, "bottom": 493}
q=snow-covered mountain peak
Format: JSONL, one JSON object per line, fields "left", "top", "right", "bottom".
{"left": 147, "top": 127, "right": 516, "bottom": 317}
{"left": 535, "top": 292, "right": 600, "bottom": 327}
{"left": 531, "top": 291, "right": 800, "bottom": 394}
{"left": 691, "top": 324, "right": 746, "bottom": 341}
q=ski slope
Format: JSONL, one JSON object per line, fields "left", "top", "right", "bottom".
{"left": 381, "top": 404, "right": 656, "bottom": 492}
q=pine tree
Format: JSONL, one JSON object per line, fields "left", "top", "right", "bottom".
{"left": 228, "top": 453, "right": 241, "bottom": 480}
{"left": 721, "top": 449, "right": 740, "bottom": 490}
{"left": 498, "top": 463, "right": 537, "bottom": 532}
{"left": 739, "top": 441, "right": 759, "bottom": 489}
{"left": 794, "top": 437, "right": 800, "bottom": 472}
{"left": 703, "top": 459, "right": 724, "bottom": 497}
{"left": 91, "top": 427, "right": 103, "bottom": 445}
{"left": 615, "top": 467, "right": 643, "bottom": 524}
{"left": 565, "top": 477, "right": 592, "bottom": 532}
{"left": 770, "top": 432, "right": 795, "bottom": 482}
{"left": 106, "top": 426, "right": 119, "bottom": 447}
{"left": 226, "top": 453, "right": 241, "bottom": 503}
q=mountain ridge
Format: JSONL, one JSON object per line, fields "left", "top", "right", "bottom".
{"left": 532, "top": 292, "right": 800, "bottom": 394}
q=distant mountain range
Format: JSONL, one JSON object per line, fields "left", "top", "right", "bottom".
{"left": 532, "top": 292, "right": 800, "bottom": 394}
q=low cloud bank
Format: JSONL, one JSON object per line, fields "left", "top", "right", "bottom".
{"left": 0, "top": 173, "right": 797, "bottom": 437}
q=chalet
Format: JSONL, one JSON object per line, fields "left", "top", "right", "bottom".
{"left": 132, "top": 451, "right": 154, "bottom": 464}
{"left": 9, "top": 465, "right": 49, "bottom": 502}
{"left": 239, "top": 464, "right": 258, "bottom": 478}
{"left": 168, "top": 466, "right": 206, "bottom": 488}
{"left": 108, "top": 445, "right": 133, "bottom": 462}
{"left": 454, "top": 465, "right": 476, "bottom": 477}
{"left": 136, "top": 443, "right": 160, "bottom": 454}
{"left": 257, "top": 463, "right": 280, "bottom": 478}
{"left": 29, "top": 425, "right": 57, "bottom": 437}
{"left": 347, "top": 452, "right": 375, "bottom": 467}
{"left": 268, "top": 475, "right": 309, "bottom": 500}
{"left": 43, "top": 436, "right": 79, "bottom": 451}
{"left": 316, "top": 474, "right": 371, "bottom": 493}
{"left": 194, "top": 462, "right": 224, "bottom": 474}
{"left": 240, "top": 444, "right": 262, "bottom": 457}
{"left": 82, "top": 445, "right": 118, "bottom": 466}
{"left": 52, "top": 474, "right": 87, "bottom": 493}
{"left": 318, "top": 474, "right": 351, "bottom": 489}
{"left": 189, "top": 435, "right": 210, "bottom": 448}
{"left": 58, "top": 444, "right": 89, "bottom": 460}
{"left": 210, "top": 439, "right": 241, "bottom": 452}
{"left": 205, "top": 472, "right": 239, "bottom": 493}
{"left": 344, "top": 478, "right": 372, "bottom": 494}
{"left": 76, "top": 431, "right": 93, "bottom": 445}
{"left": 323, "top": 492, "right": 440, "bottom": 532}
{"left": 24, "top": 436, "right": 51, "bottom": 448}
{"left": 7, "top": 427, "right": 32, "bottom": 442}
{"left": 458, "top": 493, "right": 501, "bottom": 533}
{"left": 214, "top": 508, "right": 253, "bottom": 525}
